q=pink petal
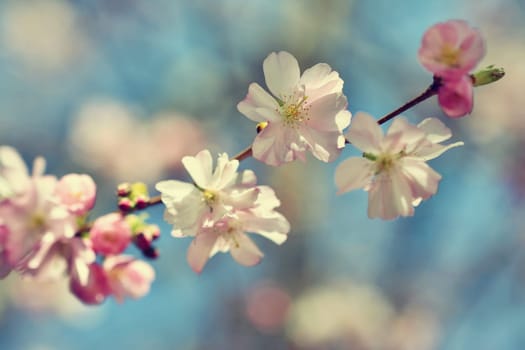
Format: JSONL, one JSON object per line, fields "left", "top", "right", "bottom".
{"left": 252, "top": 123, "right": 305, "bottom": 166}
{"left": 263, "top": 51, "right": 301, "bottom": 98}
{"left": 299, "top": 63, "right": 343, "bottom": 101}
{"left": 306, "top": 93, "right": 350, "bottom": 132}
{"left": 230, "top": 233, "right": 263, "bottom": 266}
{"left": 187, "top": 231, "right": 219, "bottom": 274}
{"left": 384, "top": 118, "right": 426, "bottom": 154}
{"left": 237, "top": 83, "right": 280, "bottom": 123}
{"left": 438, "top": 76, "right": 473, "bottom": 118}
{"left": 344, "top": 112, "right": 383, "bottom": 154}
{"left": 399, "top": 158, "right": 442, "bottom": 201}
{"left": 239, "top": 211, "right": 290, "bottom": 245}
{"left": 367, "top": 169, "right": 414, "bottom": 220}
{"left": 299, "top": 127, "right": 343, "bottom": 163}
{"left": 334, "top": 157, "right": 374, "bottom": 194}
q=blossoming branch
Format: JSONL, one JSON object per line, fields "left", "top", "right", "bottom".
{"left": 0, "top": 20, "right": 504, "bottom": 305}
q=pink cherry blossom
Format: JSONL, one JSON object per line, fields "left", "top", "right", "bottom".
{"left": 437, "top": 76, "right": 474, "bottom": 118}
{"left": 104, "top": 255, "right": 155, "bottom": 302}
{"left": 156, "top": 149, "right": 260, "bottom": 237}
{"left": 335, "top": 112, "right": 463, "bottom": 220}
{"left": 55, "top": 173, "right": 96, "bottom": 215}
{"left": 418, "top": 20, "right": 485, "bottom": 79}
{"left": 187, "top": 186, "right": 290, "bottom": 273}
{"left": 237, "top": 51, "right": 351, "bottom": 166}
{"left": 89, "top": 213, "right": 132, "bottom": 256}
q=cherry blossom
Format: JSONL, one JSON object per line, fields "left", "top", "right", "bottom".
{"left": 187, "top": 186, "right": 289, "bottom": 273}
{"left": 156, "top": 149, "right": 290, "bottom": 272}
{"left": 156, "top": 149, "right": 260, "bottom": 237}
{"left": 237, "top": 51, "right": 351, "bottom": 166}
{"left": 334, "top": 112, "right": 463, "bottom": 220}
{"left": 55, "top": 173, "right": 96, "bottom": 216}
{"left": 418, "top": 19, "right": 484, "bottom": 79}
{"left": 104, "top": 255, "right": 155, "bottom": 302}
{"left": 418, "top": 20, "right": 485, "bottom": 118}
{"left": 89, "top": 213, "right": 132, "bottom": 256}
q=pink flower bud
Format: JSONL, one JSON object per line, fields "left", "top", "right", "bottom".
{"left": 89, "top": 213, "right": 132, "bottom": 255}
{"left": 104, "top": 255, "right": 155, "bottom": 302}
{"left": 118, "top": 197, "right": 134, "bottom": 212}
{"left": 438, "top": 76, "right": 473, "bottom": 118}
{"left": 55, "top": 174, "right": 96, "bottom": 215}
{"left": 70, "top": 263, "right": 110, "bottom": 305}
{"left": 418, "top": 20, "right": 485, "bottom": 79}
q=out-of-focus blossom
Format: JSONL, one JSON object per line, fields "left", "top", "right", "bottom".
{"left": 437, "top": 76, "right": 474, "bottom": 118}
{"left": 286, "top": 282, "right": 394, "bottom": 348}
{"left": 89, "top": 213, "right": 132, "bottom": 256}
{"left": 69, "top": 99, "right": 208, "bottom": 182}
{"left": 418, "top": 20, "right": 484, "bottom": 79}
{"left": 157, "top": 149, "right": 289, "bottom": 272}
{"left": 245, "top": 282, "right": 291, "bottom": 334}
{"left": 0, "top": 162, "right": 77, "bottom": 277}
{"left": 335, "top": 112, "right": 463, "bottom": 219}
{"left": 418, "top": 20, "right": 485, "bottom": 118}
{"left": 238, "top": 51, "right": 351, "bottom": 166}
{"left": 55, "top": 174, "right": 96, "bottom": 216}
{"left": 2, "top": 0, "right": 89, "bottom": 71}
{"left": 104, "top": 255, "right": 155, "bottom": 303}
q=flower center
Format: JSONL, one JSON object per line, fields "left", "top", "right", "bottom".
{"left": 29, "top": 212, "right": 46, "bottom": 230}
{"left": 438, "top": 45, "right": 461, "bottom": 68}
{"left": 202, "top": 189, "right": 217, "bottom": 208}
{"left": 278, "top": 95, "right": 310, "bottom": 128}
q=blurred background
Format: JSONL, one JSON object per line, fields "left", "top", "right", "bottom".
{"left": 0, "top": 0, "right": 524, "bottom": 349}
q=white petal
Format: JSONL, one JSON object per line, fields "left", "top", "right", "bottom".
{"left": 345, "top": 112, "right": 382, "bottom": 154}
{"left": 334, "top": 157, "right": 374, "bottom": 194}
{"left": 417, "top": 117, "right": 452, "bottom": 143}
{"left": 299, "top": 63, "right": 344, "bottom": 101}
{"left": 367, "top": 169, "right": 414, "bottom": 220}
{"left": 211, "top": 153, "right": 239, "bottom": 190}
{"left": 155, "top": 180, "right": 195, "bottom": 204}
{"left": 400, "top": 158, "right": 441, "bottom": 200}
{"left": 306, "top": 93, "right": 349, "bottom": 132}
{"left": 414, "top": 141, "right": 464, "bottom": 161}
{"left": 384, "top": 118, "right": 426, "bottom": 154}
{"left": 252, "top": 123, "right": 305, "bottom": 166}
{"left": 263, "top": 51, "right": 300, "bottom": 98}
{"left": 241, "top": 212, "right": 290, "bottom": 245}
{"left": 237, "top": 83, "right": 280, "bottom": 123}
{"left": 182, "top": 150, "right": 213, "bottom": 188}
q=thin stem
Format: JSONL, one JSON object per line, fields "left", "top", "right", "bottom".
{"left": 232, "top": 145, "right": 253, "bottom": 161}
{"left": 376, "top": 77, "right": 441, "bottom": 125}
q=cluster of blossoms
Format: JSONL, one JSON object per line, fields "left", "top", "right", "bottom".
{"left": 0, "top": 147, "right": 156, "bottom": 304}
{"left": 0, "top": 20, "right": 503, "bottom": 305}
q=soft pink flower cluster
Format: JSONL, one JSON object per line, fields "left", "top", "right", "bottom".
{"left": 156, "top": 149, "right": 290, "bottom": 273}
{"left": 418, "top": 20, "right": 485, "bottom": 118}
{"left": 0, "top": 147, "right": 155, "bottom": 304}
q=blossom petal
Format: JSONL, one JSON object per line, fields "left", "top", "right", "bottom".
{"left": 300, "top": 63, "right": 343, "bottom": 101}
{"left": 400, "top": 158, "right": 442, "bottom": 201}
{"left": 239, "top": 211, "right": 290, "bottom": 245}
{"left": 182, "top": 150, "right": 213, "bottom": 188}
{"left": 187, "top": 231, "right": 219, "bottom": 274}
{"left": 230, "top": 233, "right": 263, "bottom": 266}
{"left": 252, "top": 122, "right": 305, "bottom": 166}
{"left": 413, "top": 141, "right": 464, "bottom": 161}
{"left": 263, "top": 51, "right": 300, "bottom": 98}
{"left": 237, "top": 83, "right": 280, "bottom": 123}
{"left": 299, "top": 127, "right": 344, "bottom": 163}
{"left": 345, "top": 112, "right": 382, "bottom": 154}
{"left": 334, "top": 157, "right": 374, "bottom": 194}
{"left": 438, "top": 76, "right": 473, "bottom": 118}
{"left": 417, "top": 117, "right": 452, "bottom": 143}
{"left": 211, "top": 153, "right": 239, "bottom": 190}
{"left": 367, "top": 168, "right": 414, "bottom": 220}
{"left": 306, "top": 93, "right": 350, "bottom": 132}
